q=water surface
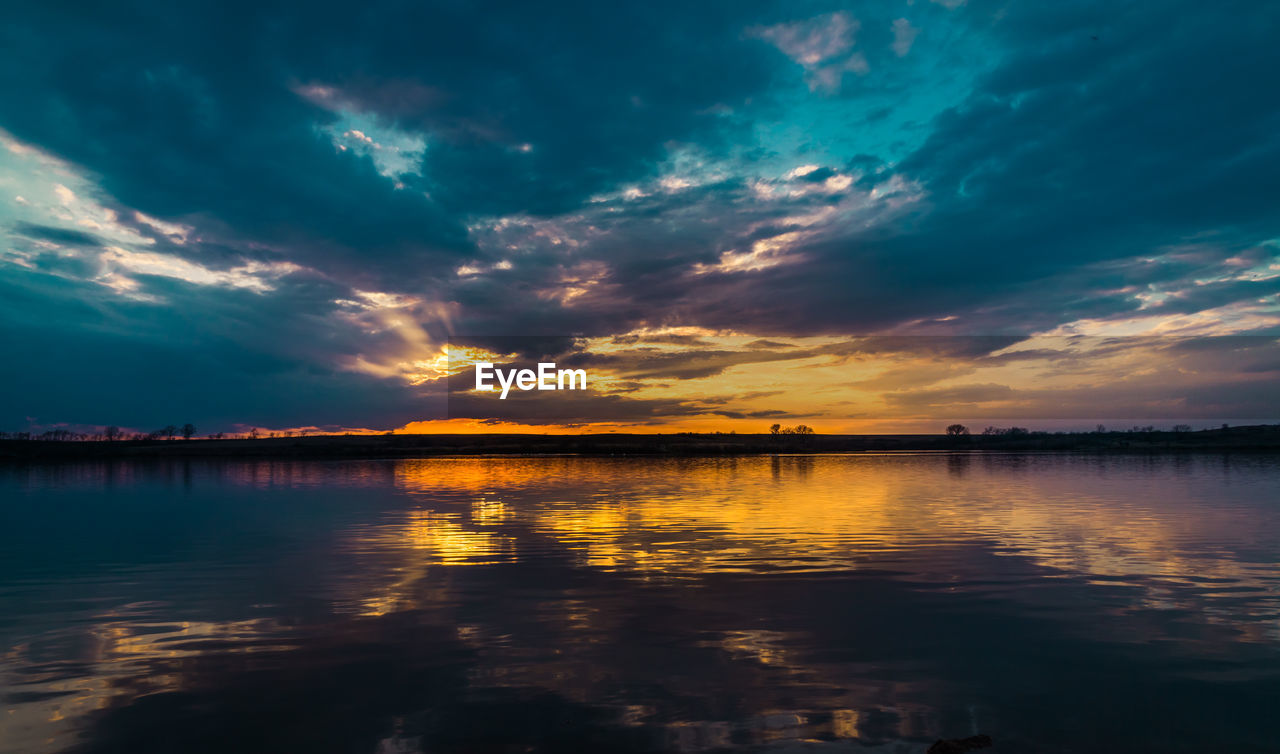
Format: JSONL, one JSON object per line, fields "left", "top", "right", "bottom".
{"left": 2, "top": 454, "right": 1279, "bottom": 753}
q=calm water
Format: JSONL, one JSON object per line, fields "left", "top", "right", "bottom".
{"left": 2, "top": 454, "right": 1279, "bottom": 753}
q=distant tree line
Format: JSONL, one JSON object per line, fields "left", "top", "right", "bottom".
{"left": 0, "top": 425, "right": 307, "bottom": 444}
{"left": 941, "top": 423, "right": 1212, "bottom": 437}
{"left": 0, "top": 423, "right": 200, "bottom": 441}
{"left": 769, "top": 424, "right": 816, "bottom": 435}
{"left": 981, "top": 426, "right": 1031, "bottom": 436}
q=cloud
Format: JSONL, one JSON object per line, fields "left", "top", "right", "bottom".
{"left": 0, "top": 1, "right": 781, "bottom": 291}
{"left": 882, "top": 382, "right": 1016, "bottom": 408}
{"left": 752, "top": 12, "right": 858, "bottom": 67}
{"left": 12, "top": 222, "right": 103, "bottom": 248}
{"left": 891, "top": 19, "right": 919, "bottom": 57}
{"left": 752, "top": 12, "right": 868, "bottom": 92}
{"left": 562, "top": 346, "right": 803, "bottom": 381}
{"left": 0, "top": 272, "right": 439, "bottom": 431}
{"left": 441, "top": 368, "right": 718, "bottom": 426}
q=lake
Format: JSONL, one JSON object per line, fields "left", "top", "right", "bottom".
{"left": 2, "top": 454, "right": 1279, "bottom": 753}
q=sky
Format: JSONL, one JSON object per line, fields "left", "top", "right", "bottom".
{"left": 1, "top": 0, "right": 1278, "bottom": 435}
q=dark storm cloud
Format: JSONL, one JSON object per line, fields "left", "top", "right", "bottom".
{"left": 824, "top": 0, "right": 1280, "bottom": 332}
{"left": 12, "top": 222, "right": 103, "bottom": 248}
{"left": 439, "top": 171, "right": 923, "bottom": 337}
{"left": 364, "top": 4, "right": 780, "bottom": 218}
{"left": 442, "top": 0, "right": 1280, "bottom": 337}
{"left": 447, "top": 335, "right": 583, "bottom": 362}
{"left": 0, "top": 303, "right": 435, "bottom": 432}
{"left": 1153, "top": 279, "right": 1280, "bottom": 316}
{"left": 0, "top": 0, "right": 781, "bottom": 288}
{"left": 1, "top": 60, "right": 466, "bottom": 289}
{"left": 0, "top": 0, "right": 795, "bottom": 430}
{"left": 609, "top": 334, "right": 716, "bottom": 348}
{"left": 0, "top": 263, "right": 437, "bottom": 431}
{"left": 818, "top": 336, "right": 1029, "bottom": 361}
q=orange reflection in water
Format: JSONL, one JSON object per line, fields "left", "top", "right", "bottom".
{"left": 381, "top": 455, "right": 1280, "bottom": 630}
{"left": 336, "top": 454, "right": 1280, "bottom": 746}
{"left": 5, "top": 455, "right": 1279, "bottom": 753}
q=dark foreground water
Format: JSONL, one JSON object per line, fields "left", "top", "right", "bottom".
{"left": 2, "top": 454, "right": 1279, "bottom": 753}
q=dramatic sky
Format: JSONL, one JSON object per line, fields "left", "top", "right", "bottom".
{"left": 2, "top": 0, "right": 1278, "bottom": 434}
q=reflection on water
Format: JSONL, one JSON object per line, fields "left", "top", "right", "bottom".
{"left": 2, "top": 454, "right": 1280, "bottom": 753}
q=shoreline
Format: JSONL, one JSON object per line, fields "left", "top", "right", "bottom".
{"left": 3, "top": 425, "right": 1280, "bottom": 461}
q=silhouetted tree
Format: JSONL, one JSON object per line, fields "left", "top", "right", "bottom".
{"left": 160, "top": 425, "right": 178, "bottom": 440}
{"left": 181, "top": 423, "right": 196, "bottom": 440}
{"left": 104, "top": 426, "right": 121, "bottom": 442}
{"left": 769, "top": 424, "right": 781, "bottom": 435}
{"left": 774, "top": 424, "right": 815, "bottom": 435}
{"left": 945, "top": 424, "right": 970, "bottom": 436}
{"left": 981, "top": 426, "right": 1029, "bottom": 437}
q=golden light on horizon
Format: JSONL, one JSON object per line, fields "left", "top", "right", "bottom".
{"left": 229, "top": 334, "right": 1280, "bottom": 437}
